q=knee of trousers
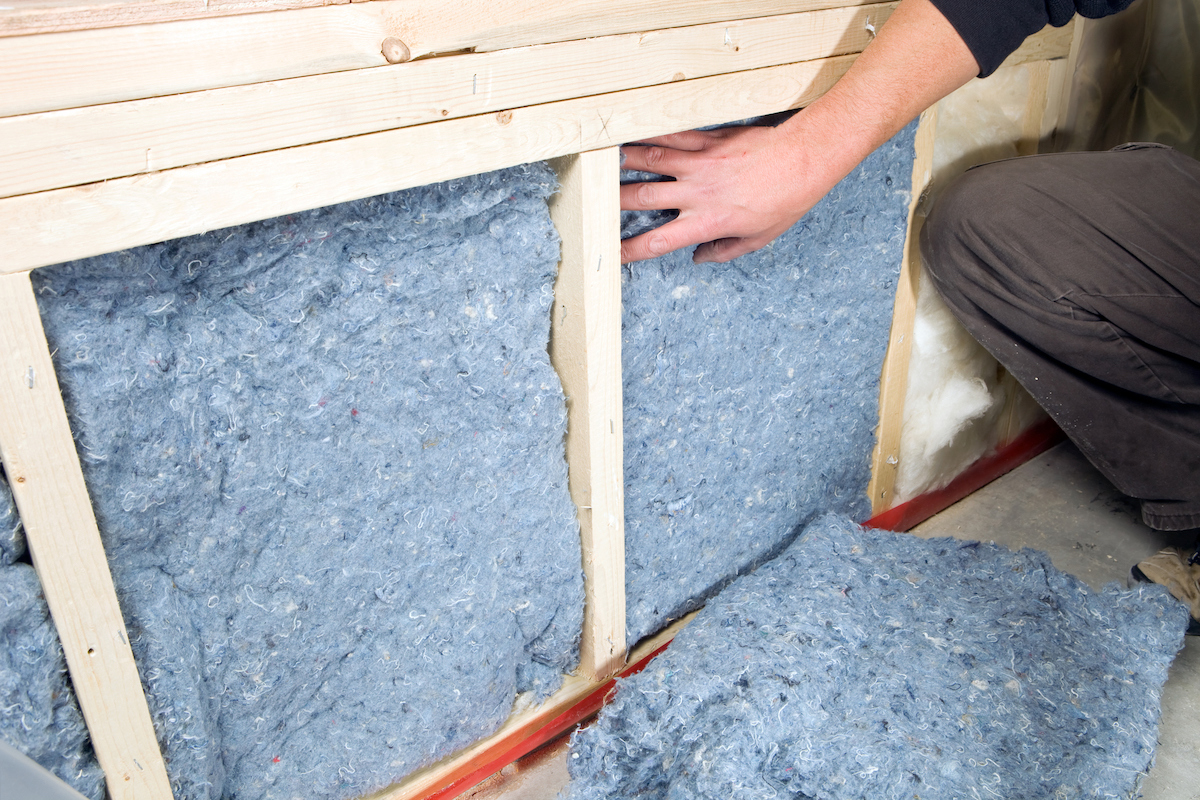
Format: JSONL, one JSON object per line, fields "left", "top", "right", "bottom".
{"left": 919, "top": 160, "right": 1026, "bottom": 300}
{"left": 921, "top": 146, "right": 1200, "bottom": 312}
{"left": 916, "top": 155, "right": 1086, "bottom": 327}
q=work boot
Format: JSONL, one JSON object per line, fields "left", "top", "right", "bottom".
{"left": 1132, "top": 547, "right": 1200, "bottom": 635}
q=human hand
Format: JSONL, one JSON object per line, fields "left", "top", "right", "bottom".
{"left": 620, "top": 123, "right": 828, "bottom": 264}
{"left": 618, "top": 0, "right": 978, "bottom": 265}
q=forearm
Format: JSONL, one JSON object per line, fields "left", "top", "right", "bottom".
{"left": 772, "top": 0, "right": 978, "bottom": 209}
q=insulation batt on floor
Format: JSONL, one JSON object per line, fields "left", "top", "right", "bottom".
{"left": 568, "top": 514, "right": 1189, "bottom": 800}
{"left": 621, "top": 121, "right": 917, "bottom": 646}
{"left": 0, "top": 473, "right": 105, "bottom": 798}
{"left": 22, "top": 164, "right": 584, "bottom": 800}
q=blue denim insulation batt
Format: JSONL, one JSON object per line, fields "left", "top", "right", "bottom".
{"left": 0, "top": 472, "right": 22, "bottom": 566}
{"left": 22, "top": 164, "right": 584, "bottom": 800}
{"left": 0, "top": 473, "right": 105, "bottom": 798}
{"left": 568, "top": 514, "right": 1189, "bottom": 800}
{"left": 622, "top": 122, "right": 917, "bottom": 645}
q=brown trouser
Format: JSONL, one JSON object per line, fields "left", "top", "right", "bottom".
{"left": 921, "top": 143, "right": 1200, "bottom": 531}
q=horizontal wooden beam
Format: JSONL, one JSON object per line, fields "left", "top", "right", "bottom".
{"left": 0, "top": 273, "right": 172, "bottom": 800}
{"left": 0, "top": 0, "right": 353, "bottom": 37}
{"left": 0, "top": 23, "right": 1068, "bottom": 275}
{"left": 0, "top": 2, "right": 396, "bottom": 117}
{"left": 0, "top": 3, "right": 895, "bottom": 198}
{"left": 386, "top": 0, "right": 874, "bottom": 56}
{"left": 0, "top": 0, "right": 874, "bottom": 116}
{"left": 1, "top": 55, "right": 859, "bottom": 274}
{"left": 0, "top": 0, "right": 874, "bottom": 41}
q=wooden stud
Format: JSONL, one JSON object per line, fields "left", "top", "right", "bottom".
{"left": 1050, "top": 18, "right": 1087, "bottom": 151}
{"left": 1040, "top": 57, "right": 1073, "bottom": 149}
{"left": 548, "top": 148, "right": 626, "bottom": 680}
{"left": 1018, "top": 60, "right": 1053, "bottom": 157}
{"left": 0, "top": 55, "right": 860, "bottom": 274}
{"left": 0, "top": 22, "right": 1070, "bottom": 274}
{"left": 0, "top": 273, "right": 173, "bottom": 800}
{"left": 867, "top": 105, "right": 937, "bottom": 517}
{"left": 0, "top": 0, "right": 882, "bottom": 116}
{"left": 1016, "top": 50, "right": 1072, "bottom": 158}
{"left": 0, "top": 3, "right": 896, "bottom": 198}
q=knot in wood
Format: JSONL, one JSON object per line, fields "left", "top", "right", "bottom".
{"left": 381, "top": 37, "right": 412, "bottom": 64}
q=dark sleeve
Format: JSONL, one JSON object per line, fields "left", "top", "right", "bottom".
{"left": 928, "top": 0, "right": 1138, "bottom": 78}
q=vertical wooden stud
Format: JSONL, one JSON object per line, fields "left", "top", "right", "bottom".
{"left": 868, "top": 106, "right": 938, "bottom": 516}
{"left": 547, "top": 147, "right": 626, "bottom": 680}
{"left": 1050, "top": 16, "right": 1089, "bottom": 152}
{"left": 1018, "top": 55, "right": 1072, "bottom": 158}
{"left": 1018, "top": 60, "right": 1053, "bottom": 156}
{"left": 1041, "top": 57, "right": 1073, "bottom": 149}
{"left": 0, "top": 273, "right": 173, "bottom": 800}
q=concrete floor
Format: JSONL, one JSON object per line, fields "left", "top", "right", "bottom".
{"left": 477, "top": 441, "right": 1199, "bottom": 800}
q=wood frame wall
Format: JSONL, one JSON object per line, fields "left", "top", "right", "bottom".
{"left": 0, "top": 3, "right": 1074, "bottom": 798}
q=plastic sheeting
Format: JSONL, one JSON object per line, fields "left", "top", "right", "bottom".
{"left": 1063, "top": 0, "right": 1200, "bottom": 159}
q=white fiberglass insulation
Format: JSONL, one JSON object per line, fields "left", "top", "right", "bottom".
{"left": 894, "top": 63, "right": 1048, "bottom": 503}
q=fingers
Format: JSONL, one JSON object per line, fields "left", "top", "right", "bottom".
{"left": 620, "top": 215, "right": 713, "bottom": 264}
{"left": 627, "top": 129, "right": 717, "bottom": 152}
{"left": 621, "top": 128, "right": 728, "bottom": 175}
{"left": 620, "top": 229, "right": 676, "bottom": 264}
{"left": 620, "top": 143, "right": 693, "bottom": 178}
{"left": 622, "top": 230, "right": 761, "bottom": 265}
{"left": 618, "top": 124, "right": 787, "bottom": 263}
{"left": 693, "top": 237, "right": 759, "bottom": 264}
{"left": 623, "top": 227, "right": 764, "bottom": 265}
{"left": 619, "top": 179, "right": 689, "bottom": 212}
